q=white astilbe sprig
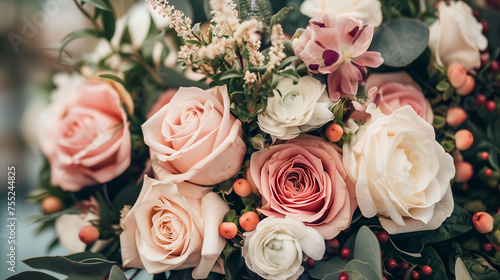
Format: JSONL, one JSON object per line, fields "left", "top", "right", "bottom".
{"left": 267, "top": 24, "right": 286, "bottom": 71}
{"left": 145, "top": 0, "right": 192, "bottom": 39}
{"left": 210, "top": 0, "right": 240, "bottom": 36}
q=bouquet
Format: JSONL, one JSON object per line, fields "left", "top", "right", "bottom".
{"left": 8, "top": 0, "right": 500, "bottom": 279}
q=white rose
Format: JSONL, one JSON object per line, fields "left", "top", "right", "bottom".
{"left": 242, "top": 217, "right": 325, "bottom": 280}
{"left": 343, "top": 104, "right": 456, "bottom": 234}
{"left": 428, "top": 1, "right": 487, "bottom": 72}
{"left": 258, "top": 76, "right": 334, "bottom": 140}
{"left": 300, "top": 0, "right": 383, "bottom": 27}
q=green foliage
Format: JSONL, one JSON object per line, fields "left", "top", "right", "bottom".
{"left": 354, "top": 227, "right": 383, "bottom": 278}
{"left": 108, "top": 266, "right": 127, "bottom": 280}
{"left": 80, "top": 0, "right": 112, "bottom": 11}
{"left": 59, "top": 28, "right": 101, "bottom": 59}
{"left": 369, "top": 18, "right": 429, "bottom": 68}
{"left": 6, "top": 271, "right": 59, "bottom": 280}
{"left": 406, "top": 247, "right": 449, "bottom": 280}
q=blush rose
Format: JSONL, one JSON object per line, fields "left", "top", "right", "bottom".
{"left": 120, "top": 176, "right": 229, "bottom": 279}
{"left": 142, "top": 85, "right": 246, "bottom": 185}
{"left": 39, "top": 78, "right": 131, "bottom": 191}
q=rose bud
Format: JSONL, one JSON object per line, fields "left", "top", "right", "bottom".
{"left": 446, "top": 107, "right": 467, "bottom": 126}
{"left": 456, "top": 75, "right": 475, "bottom": 96}
{"left": 41, "top": 196, "right": 63, "bottom": 214}
{"left": 79, "top": 225, "right": 100, "bottom": 244}
{"left": 473, "top": 212, "right": 494, "bottom": 233}
{"left": 455, "top": 129, "right": 474, "bottom": 151}
{"left": 455, "top": 161, "right": 474, "bottom": 183}
{"left": 447, "top": 63, "right": 468, "bottom": 88}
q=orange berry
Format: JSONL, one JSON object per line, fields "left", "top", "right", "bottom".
{"left": 447, "top": 63, "right": 468, "bottom": 89}
{"left": 233, "top": 178, "right": 252, "bottom": 197}
{"left": 219, "top": 222, "right": 238, "bottom": 239}
{"left": 41, "top": 196, "right": 63, "bottom": 214}
{"left": 78, "top": 225, "right": 100, "bottom": 244}
{"left": 325, "top": 123, "right": 343, "bottom": 142}
{"left": 455, "top": 161, "right": 474, "bottom": 183}
{"left": 455, "top": 129, "right": 474, "bottom": 151}
{"left": 239, "top": 211, "right": 259, "bottom": 232}
{"left": 446, "top": 107, "right": 467, "bottom": 127}
{"left": 456, "top": 75, "right": 475, "bottom": 96}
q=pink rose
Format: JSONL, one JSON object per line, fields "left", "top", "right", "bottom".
{"left": 120, "top": 176, "right": 229, "bottom": 278}
{"left": 249, "top": 134, "right": 357, "bottom": 239}
{"left": 366, "top": 72, "right": 434, "bottom": 124}
{"left": 142, "top": 85, "right": 246, "bottom": 185}
{"left": 39, "top": 79, "right": 131, "bottom": 191}
{"left": 294, "top": 15, "right": 383, "bottom": 100}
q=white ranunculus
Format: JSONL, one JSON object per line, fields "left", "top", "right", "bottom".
{"left": 242, "top": 217, "right": 325, "bottom": 280}
{"left": 428, "top": 1, "right": 487, "bottom": 72}
{"left": 258, "top": 76, "right": 333, "bottom": 140}
{"left": 343, "top": 104, "right": 456, "bottom": 234}
{"left": 300, "top": 0, "right": 383, "bottom": 27}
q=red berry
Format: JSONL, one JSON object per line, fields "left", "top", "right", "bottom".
{"left": 486, "top": 101, "right": 496, "bottom": 112}
{"left": 485, "top": 168, "right": 493, "bottom": 177}
{"left": 384, "top": 259, "right": 397, "bottom": 271}
{"left": 482, "top": 19, "right": 490, "bottom": 34}
{"left": 41, "top": 196, "right": 63, "bottom": 214}
{"left": 461, "top": 183, "right": 469, "bottom": 191}
{"left": 422, "top": 265, "right": 432, "bottom": 276}
{"left": 483, "top": 242, "right": 493, "bottom": 252}
{"left": 233, "top": 178, "right": 252, "bottom": 197}
{"left": 340, "top": 248, "right": 350, "bottom": 259}
{"left": 327, "top": 238, "right": 340, "bottom": 254}
{"left": 473, "top": 8, "right": 480, "bottom": 19}
{"left": 306, "top": 258, "right": 315, "bottom": 267}
{"left": 382, "top": 277, "right": 387, "bottom": 280}
{"left": 377, "top": 231, "right": 389, "bottom": 244}
{"left": 490, "top": 61, "right": 499, "bottom": 73}
{"left": 79, "top": 225, "right": 100, "bottom": 244}
{"left": 476, "top": 94, "right": 487, "bottom": 106}
{"left": 455, "top": 129, "right": 474, "bottom": 151}
{"left": 325, "top": 123, "right": 344, "bottom": 142}
{"left": 411, "top": 270, "right": 420, "bottom": 279}
{"left": 338, "top": 271, "right": 349, "bottom": 280}
{"left": 219, "top": 222, "right": 238, "bottom": 239}
{"left": 481, "top": 152, "right": 490, "bottom": 161}
{"left": 400, "top": 262, "right": 409, "bottom": 270}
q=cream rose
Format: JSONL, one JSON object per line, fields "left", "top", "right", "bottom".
{"left": 257, "top": 76, "right": 334, "bottom": 140}
{"left": 428, "top": 1, "right": 487, "bottom": 72}
{"left": 142, "top": 85, "right": 246, "bottom": 185}
{"left": 120, "top": 176, "right": 229, "bottom": 279}
{"left": 343, "top": 104, "right": 456, "bottom": 234}
{"left": 242, "top": 216, "right": 325, "bottom": 280}
{"left": 300, "top": 0, "right": 383, "bottom": 27}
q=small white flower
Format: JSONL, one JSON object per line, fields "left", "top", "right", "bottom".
{"left": 242, "top": 217, "right": 325, "bottom": 280}
{"left": 258, "top": 76, "right": 333, "bottom": 140}
{"left": 300, "top": 0, "right": 383, "bottom": 27}
{"left": 428, "top": 1, "right": 488, "bottom": 72}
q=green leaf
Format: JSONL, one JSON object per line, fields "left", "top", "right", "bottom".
{"left": 80, "top": 0, "right": 112, "bottom": 11}
{"left": 435, "top": 81, "right": 450, "bottom": 92}
{"left": 407, "top": 246, "right": 448, "bottom": 280}
{"left": 109, "top": 265, "right": 127, "bottom": 280}
{"left": 157, "top": 68, "right": 209, "bottom": 89}
{"left": 279, "top": 69, "right": 300, "bottom": 84}
{"left": 443, "top": 86, "right": 454, "bottom": 101}
{"left": 6, "top": 271, "right": 59, "bottom": 280}
{"left": 59, "top": 28, "right": 101, "bottom": 59}
{"left": 219, "top": 70, "right": 243, "bottom": 80}
{"left": 441, "top": 140, "right": 455, "bottom": 153}
{"left": 223, "top": 209, "right": 236, "bottom": 223}
{"left": 392, "top": 204, "right": 473, "bottom": 244}
{"left": 101, "top": 10, "right": 116, "bottom": 41}
{"left": 32, "top": 208, "right": 82, "bottom": 223}
{"left": 98, "top": 74, "right": 125, "bottom": 85}
{"left": 353, "top": 226, "right": 382, "bottom": 279}
{"left": 369, "top": 18, "right": 429, "bottom": 68}
{"left": 433, "top": 115, "right": 446, "bottom": 129}
{"left": 277, "top": 56, "right": 297, "bottom": 71}
{"left": 309, "top": 257, "right": 347, "bottom": 279}
{"left": 23, "top": 252, "right": 116, "bottom": 278}
{"left": 344, "top": 259, "right": 381, "bottom": 280}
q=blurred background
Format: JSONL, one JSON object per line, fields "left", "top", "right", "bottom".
{"left": 0, "top": 1, "right": 140, "bottom": 278}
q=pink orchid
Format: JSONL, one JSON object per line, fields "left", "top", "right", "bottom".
{"left": 294, "top": 15, "right": 383, "bottom": 100}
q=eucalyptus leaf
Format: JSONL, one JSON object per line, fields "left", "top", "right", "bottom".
{"left": 80, "top": 0, "right": 112, "bottom": 11}
{"left": 369, "top": 18, "right": 429, "bottom": 68}
{"left": 353, "top": 226, "right": 382, "bottom": 278}
{"left": 345, "top": 259, "right": 381, "bottom": 280}
{"left": 309, "top": 257, "right": 347, "bottom": 279}
{"left": 109, "top": 265, "right": 127, "bottom": 280}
